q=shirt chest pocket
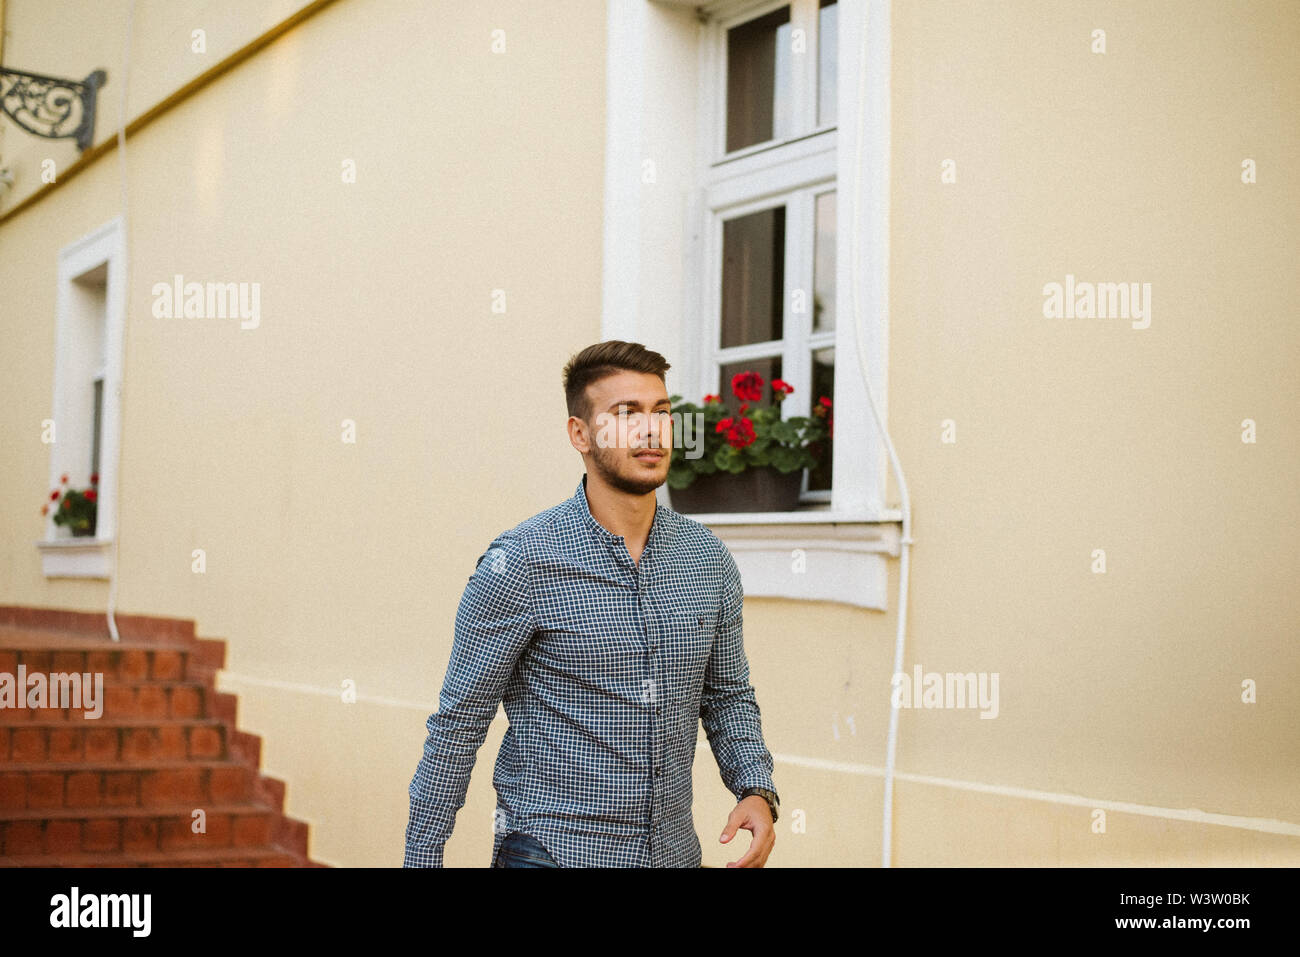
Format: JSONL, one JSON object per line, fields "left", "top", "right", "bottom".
{"left": 663, "top": 608, "right": 717, "bottom": 692}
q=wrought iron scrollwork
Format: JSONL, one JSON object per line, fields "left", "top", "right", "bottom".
{"left": 0, "top": 67, "right": 107, "bottom": 151}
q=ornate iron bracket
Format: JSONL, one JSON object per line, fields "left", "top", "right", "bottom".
{"left": 0, "top": 66, "right": 107, "bottom": 151}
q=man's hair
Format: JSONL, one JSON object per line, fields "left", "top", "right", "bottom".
{"left": 562, "top": 340, "right": 671, "bottom": 426}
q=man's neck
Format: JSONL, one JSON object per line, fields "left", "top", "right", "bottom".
{"left": 584, "top": 472, "right": 657, "bottom": 559}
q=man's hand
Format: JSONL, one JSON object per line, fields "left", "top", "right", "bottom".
{"left": 718, "top": 795, "right": 775, "bottom": 867}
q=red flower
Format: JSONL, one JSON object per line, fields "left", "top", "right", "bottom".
{"left": 703, "top": 394, "right": 720, "bottom": 404}
{"left": 50, "top": 490, "right": 60, "bottom": 501}
{"left": 731, "top": 371, "right": 764, "bottom": 402}
{"left": 61, "top": 473, "right": 68, "bottom": 484}
{"left": 60, "top": 499, "right": 69, "bottom": 510}
{"left": 724, "top": 417, "right": 756, "bottom": 449}
{"left": 715, "top": 417, "right": 734, "bottom": 434}
{"left": 771, "top": 379, "right": 794, "bottom": 396}
{"left": 738, "top": 403, "right": 750, "bottom": 414}
{"left": 818, "top": 396, "right": 832, "bottom": 408}
{"left": 85, "top": 489, "right": 98, "bottom": 502}
{"left": 90, "top": 472, "right": 99, "bottom": 485}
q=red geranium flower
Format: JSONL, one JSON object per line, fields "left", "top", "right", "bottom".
{"left": 715, "top": 417, "right": 734, "bottom": 434}
{"left": 771, "top": 379, "right": 794, "bottom": 396}
{"left": 819, "top": 396, "right": 832, "bottom": 408}
{"left": 738, "top": 403, "right": 749, "bottom": 414}
{"left": 731, "top": 371, "right": 764, "bottom": 402}
{"left": 50, "top": 490, "right": 60, "bottom": 501}
{"left": 85, "top": 489, "right": 98, "bottom": 502}
{"left": 703, "top": 394, "right": 720, "bottom": 404}
{"left": 724, "top": 416, "right": 756, "bottom": 449}
{"left": 90, "top": 472, "right": 99, "bottom": 485}
{"left": 61, "top": 473, "right": 68, "bottom": 484}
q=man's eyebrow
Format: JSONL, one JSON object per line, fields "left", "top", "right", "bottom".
{"left": 606, "top": 398, "right": 673, "bottom": 411}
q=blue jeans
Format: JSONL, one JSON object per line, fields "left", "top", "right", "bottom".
{"left": 494, "top": 831, "right": 560, "bottom": 868}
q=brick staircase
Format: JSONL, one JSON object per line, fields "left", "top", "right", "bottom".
{"left": 0, "top": 606, "right": 326, "bottom": 867}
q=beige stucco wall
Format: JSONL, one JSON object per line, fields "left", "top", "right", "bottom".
{"left": 1, "top": 0, "right": 1296, "bottom": 866}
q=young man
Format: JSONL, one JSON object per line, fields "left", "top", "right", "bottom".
{"left": 403, "top": 340, "right": 780, "bottom": 868}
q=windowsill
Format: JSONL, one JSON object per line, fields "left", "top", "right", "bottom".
{"left": 677, "top": 511, "right": 902, "bottom": 611}
{"left": 36, "top": 538, "right": 114, "bottom": 579}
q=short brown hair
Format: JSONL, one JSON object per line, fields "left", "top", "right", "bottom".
{"left": 562, "top": 340, "right": 671, "bottom": 425}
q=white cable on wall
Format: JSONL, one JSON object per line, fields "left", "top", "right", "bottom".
{"left": 106, "top": 0, "right": 136, "bottom": 643}
{"left": 847, "top": 0, "right": 913, "bottom": 868}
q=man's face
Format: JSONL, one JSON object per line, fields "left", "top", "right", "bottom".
{"left": 576, "top": 371, "right": 673, "bottom": 496}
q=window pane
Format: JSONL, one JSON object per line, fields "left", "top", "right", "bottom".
{"left": 719, "top": 356, "right": 783, "bottom": 412}
{"left": 813, "top": 190, "right": 836, "bottom": 332}
{"left": 817, "top": 0, "right": 838, "bottom": 128}
{"left": 91, "top": 377, "right": 103, "bottom": 479}
{"left": 722, "top": 205, "right": 785, "bottom": 348}
{"left": 726, "top": 5, "right": 792, "bottom": 153}
{"left": 808, "top": 348, "right": 834, "bottom": 491}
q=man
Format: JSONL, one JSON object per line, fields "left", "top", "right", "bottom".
{"left": 403, "top": 340, "right": 780, "bottom": 868}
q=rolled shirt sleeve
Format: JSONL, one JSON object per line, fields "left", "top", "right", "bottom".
{"left": 403, "top": 532, "right": 535, "bottom": 867}
{"left": 699, "top": 544, "right": 779, "bottom": 805}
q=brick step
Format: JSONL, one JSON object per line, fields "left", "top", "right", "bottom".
{"left": 0, "top": 843, "right": 308, "bottom": 868}
{"left": 1, "top": 760, "right": 270, "bottom": 809}
{"left": 0, "top": 645, "right": 221, "bottom": 686}
{"left": 0, "top": 681, "right": 236, "bottom": 724}
{"left": 0, "top": 802, "right": 280, "bottom": 855}
{"left": 0, "top": 719, "right": 230, "bottom": 763}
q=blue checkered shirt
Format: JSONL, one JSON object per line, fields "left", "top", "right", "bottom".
{"left": 403, "top": 473, "right": 778, "bottom": 867}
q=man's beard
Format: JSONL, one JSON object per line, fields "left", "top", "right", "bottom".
{"left": 589, "top": 441, "right": 667, "bottom": 497}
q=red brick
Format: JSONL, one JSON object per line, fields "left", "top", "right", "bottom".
{"left": 22, "top": 651, "right": 52, "bottom": 672}
{"left": 151, "top": 651, "right": 183, "bottom": 681}
{"left": 0, "top": 650, "right": 17, "bottom": 673}
{"left": 0, "top": 727, "right": 7, "bottom": 760}
{"left": 162, "top": 812, "right": 230, "bottom": 849}
{"left": 0, "top": 774, "right": 26, "bottom": 809}
{"left": 46, "top": 820, "right": 81, "bottom": 854}
{"left": 232, "top": 814, "right": 271, "bottom": 847}
{"left": 83, "top": 818, "right": 121, "bottom": 853}
{"left": 170, "top": 686, "right": 201, "bottom": 719}
{"left": 156, "top": 725, "right": 187, "bottom": 760}
{"left": 48, "top": 727, "right": 82, "bottom": 761}
{"left": 11, "top": 728, "right": 45, "bottom": 761}
{"left": 104, "top": 772, "right": 139, "bottom": 807}
{"left": 120, "top": 650, "right": 149, "bottom": 681}
{"left": 122, "top": 728, "right": 157, "bottom": 761}
{"left": 122, "top": 817, "right": 159, "bottom": 853}
{"left": 3, "top": 820, "right": 42, "bottom": 855}
{"left": 85, "top": 651, "right": 112, "bottom": 675}
{"left": 83, "top": 727, "right": 118, "bottom": 761}
{"left": 51, "top": 651, "right": 84, "bottom": 673}
{"left": 66, "top": 771, "right": 102, "bottom": 807}
{"left": 189, "top": 726, "right": 223, "bottom": 759}
{"left": 141, "top": 768, "right": 202, "bottom": 806}
{"left": 26, "top": 772, "right": 63, "bottom": 809}
{"left": 104, "top": 686, "right": 136, "bottom": 718}
{"left": 137, "top": 686, "right": 168, "bottom": 718}
{"left": 208, "top": 767, "right": 249, "bottom": 803}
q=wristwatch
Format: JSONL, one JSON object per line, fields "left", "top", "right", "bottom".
{"left": 740, "top": 786, "right": 780, "bottom": 824}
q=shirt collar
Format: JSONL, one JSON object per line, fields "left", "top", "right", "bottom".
{"left": 574, "top": 473, "right": 674, "bottom": 552}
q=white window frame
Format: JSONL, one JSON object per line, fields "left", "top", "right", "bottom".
{"left": 37, "top": 216, "right": 126, "bottom": 579}
{"left": 602, "top": 0, "right": 898, "bottom": 609}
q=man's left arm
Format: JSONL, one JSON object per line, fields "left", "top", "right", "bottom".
{"left": 700, "top": 544, "right": 778, "bottom": 866}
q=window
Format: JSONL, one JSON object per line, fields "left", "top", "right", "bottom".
{"left": 602, "top": 0, "right": 896, "bottom": 608}
{"left": 39, "top": 217, "right": 125, "bottom": 578}
{"left": 702, "top": 0, "right": 838, "bottom": 504}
